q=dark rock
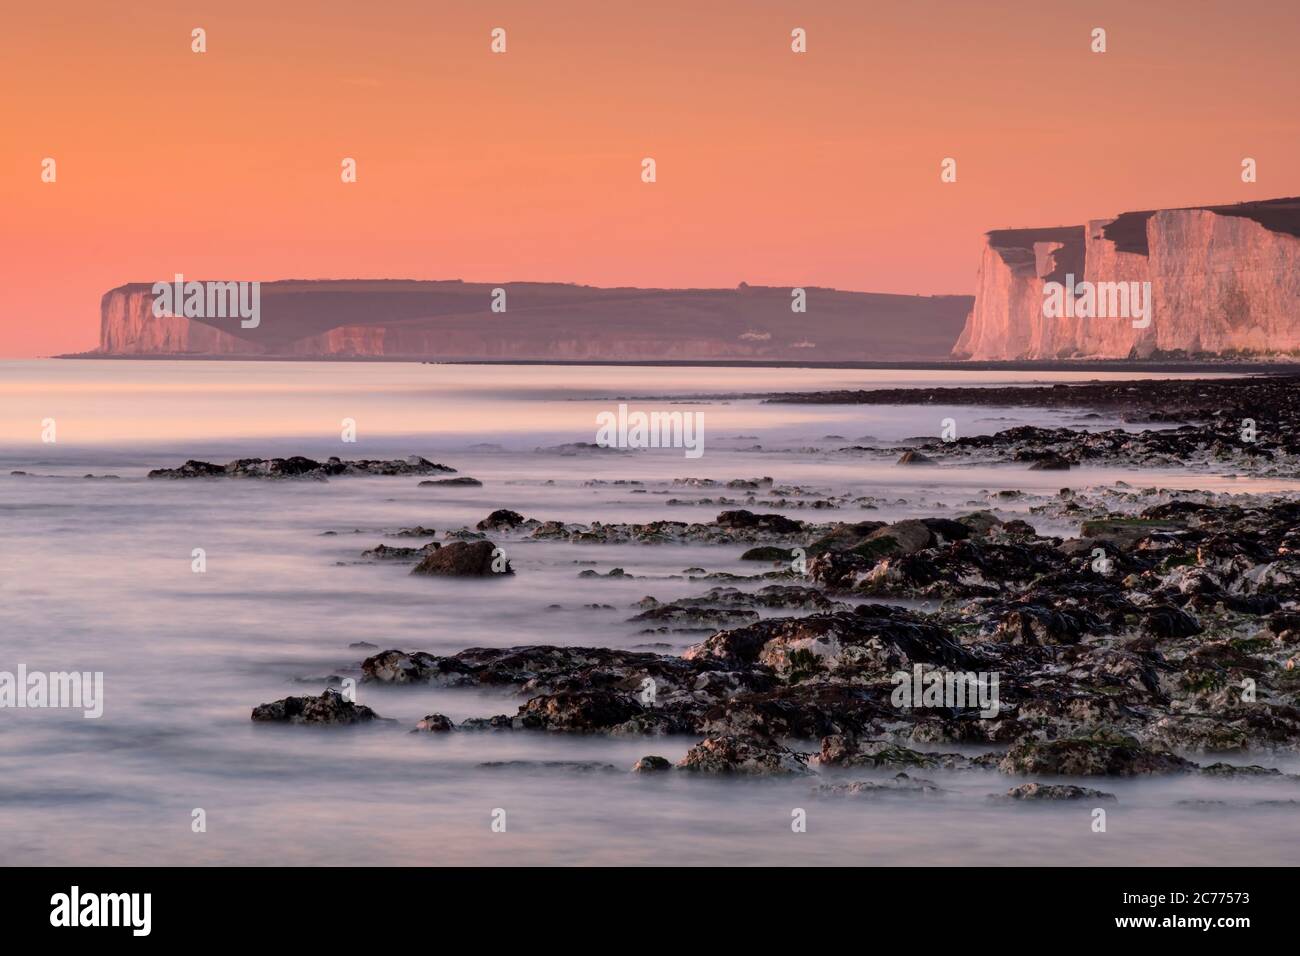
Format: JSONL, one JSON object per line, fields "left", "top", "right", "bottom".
{"left": 896, "top": 450, "right": 935, "bottom": 466}
{"left": 632, "top": 755, "right": 672, "bottom": 773}
{"left": 420, "top": 477, "right": 483, "bottom": 486}
{"left": 677, "top": 735, "right": 812, "bottom": 775}
{"left": 251, "top": 689, "right": 379, "bottom": 725}
{"left": 413, "top": 714, "right": 454, "bottom": 732}
{"left": 476, "top": 509, "right": 527, "bottom": 530}
{"left": 994, "top": 783, "right": 1116, "bottom": 801}
{"left": 411, "top": 540, "right": 509, "bottom": 576}
{"left": 998, "top": 734, "right": 1197, "bottom": 776}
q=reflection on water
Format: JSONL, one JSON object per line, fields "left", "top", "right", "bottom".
{"left": 0, "top": 360, "right": 1296, "bottom": 865}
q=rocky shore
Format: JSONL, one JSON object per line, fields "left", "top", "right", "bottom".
{"left": 251, "top": 481, "right": 1300, "bottom": 800}
{"left": 765, "top": 375, "right": 1300, "bottom": 477}
{"left": 153, "top": 375, "right": 1290, "bottom": 802}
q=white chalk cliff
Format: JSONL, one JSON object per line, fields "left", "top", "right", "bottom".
{"left": 953, "top": 197, "right": 1300, "bottom": 359}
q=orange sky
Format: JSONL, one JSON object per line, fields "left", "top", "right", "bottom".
{"left": 3, "top": 0, "right": 1298, "bottom": 357}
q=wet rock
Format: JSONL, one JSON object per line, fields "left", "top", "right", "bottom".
{"left": 251, "top": 689, "right": 380, "bottom": 725}
{"left": 994, "top": 604, "right": 1096, "bottom": 646}
{"left": 479, "top": 760, "right": 620, "bottom": 773}
{"left": 411, "top": 540, "right": 509, "bottom": 576}
{"left": 896, "top": 450, "right": 935, "bottom": 466}
{"left": 420, "top": 477, "right": 483, "bottom": 486}
{"left": 805, "top": 521, "right": 889, "bottom": 556}
{"left": 957, "top": 511, "right": 1003, "bottom": 536}
{"left": 362, "top": 542, "right": 440, "bottom": 561}
{"left": 459, "top": 715, "right": 515, "bottom": 731}
{"left": 1081, "top": 518, "right": 1185, "bottom": 549}
{"left": 476, "top": 509, "right": 528, "bottom": 530}
{"left": 1142, "top": 604, "right": 1202, "bottom": 638}
{"left": 699, "top": 684, "right": 888, "bottom": 740}
{"left": 413, "top": 714, "right": 454, "bottom": 732}
{"left": 684, "top": 604, "right": 978, "bottom": 680}
{"left": 677, "top": 735, "right": 812, "bottom": 775}
{"left": 632, "top": 755, "right": 672, "bottom": 773}
{"left": 516, "top": 690, "right": 651, "bottom": 733}
{"left": 629, "top": 604, "right": 760, "bottom": 633}
{"left": 1198, "top": 762, "right": 1285, "bottom": 778}
{"left": 715, "top": 509, "right": 804, "bottom": 535}
{"left": 812, "top": 735, "right": 977, "bottom": 771}
{"left": 817, "top": 773, "right": 947, "bottom": 797}
{"left": 994, "top": 783, "right": 1116, "bottom": 801}
{"left": 150, "top": 455, "right": 455, "bottom": 480}
{"left": 1028, "top": 456, "right": 1072, "bottom": 471}
{"left": 998, "top": 734, "right": 1196, "bottom": 776}
{"left": 740, "top": 545, "right": 797, "bottom": 562}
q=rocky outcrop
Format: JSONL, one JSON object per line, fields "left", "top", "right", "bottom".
{"left": 251, "top": 689, "right": 380, "bottom": 725}
{"left": 90, "top": 279, "right": 971, "bottom": 361}
{"left": 147, "top": 455, "right": 454, "bottom": 480}
{"left": 953, "top": 197, "right": 1300, "bottom": 359}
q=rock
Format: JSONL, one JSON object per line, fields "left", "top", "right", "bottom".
{"left": 149, "top": 455, "right": 454, "bottom": 479}
{"left": 1029, "top": 456, "right": 1072, "bottom": 471}
{"left": 715, "top": 509, "right": 804, "bottom": 534}
{"left": 1199, "top": 762, "right": 1289, "bottom": 778}
{"left": 420, "top": 477, "right": 483, "bottom": 486}
{"left": 994, "top": 783, "right": 1117, "bottom": 802}
{"left": 250, "top": 689, "right": 380, "bottom": 725}
{"left": 677, "top": 735, "right": 812, "bottom": 775}
{"left": 361, "top": 542, "right": 439, "bottom": 561}
{"left": 812, "top": 735, "right": 976, "bottom": 771}
{"left": 957, "top": 511, "right": 1003, "bottom": 536}
{"left": 459, "top": 715, "right": 515, "bottom": 731}
{"left": 684, "top": 605, "right": 979, "bottom": 679}
{"left": 632, "top": 755, "right": 672, "bottom": 773}
{"left": 857, "top": 519, "right": 936, "bottom": 557}
{"left": 476, "top": 509, "right": 527, "bottom": 530}
{"left": 410, "top": 540, "right": 509, "bottom": 576}
{"left": 740, "top": 546, "right": 797, "bottom": 562}
{"left": 998, "top": 734, "right": 1197, "bottom": 776}
{"left": 413, "top": 714, "right": 454, "bottom": 732}
{"left": 995, "top": 604, "right": 1095, "bottom": 646}
{"left": 516, "top": 690, "right": 649, "bottom": 732}
{"left": 896, "top": 450, "right": 935, "bottom": 466}
{"left": 1080, "top": 518, "right": 1183, "bottom": 548}
{"left": 818, "top": 773, "right": 947, "bottom": 797}
{"left": 805, "top": 521, "right": 889, "bottom": 556}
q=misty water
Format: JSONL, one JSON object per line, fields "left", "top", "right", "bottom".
{"left": 2, "top": 360, "right": 1298, "bottom": 865}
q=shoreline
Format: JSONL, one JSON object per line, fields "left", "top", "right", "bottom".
{"left": 45, "top": 353, "right": 1300, "bottom": 374}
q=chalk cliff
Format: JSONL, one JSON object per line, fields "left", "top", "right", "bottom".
{"left": 92, "top": 280, "right": 972, "bottom": 362}
{"left": 953, "top": 197, "right": 1300, "bottom": 359}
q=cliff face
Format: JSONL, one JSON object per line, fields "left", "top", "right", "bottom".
{"left": 98, "top": 287, "right": 256, "bottom": 355}
{"left": 953, "top": 197, "right": 1300, "bottom": 359}
{"left": 94, "top": 280, "right": 972, "bottom": 361}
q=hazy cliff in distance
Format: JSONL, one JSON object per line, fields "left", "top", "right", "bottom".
{"left": 953, "top": 197, "right": 1300, "bottom": 360}
{"left": 89, "top": 280, "right": 972, "bottom": 362}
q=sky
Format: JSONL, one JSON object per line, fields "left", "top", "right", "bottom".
{"left": 2, "top": 0, "right": 1298, "bottom": 357}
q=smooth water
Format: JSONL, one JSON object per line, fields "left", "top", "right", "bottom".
{"left": 2, "top": 360, "right": 1297, "bottom": 866}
